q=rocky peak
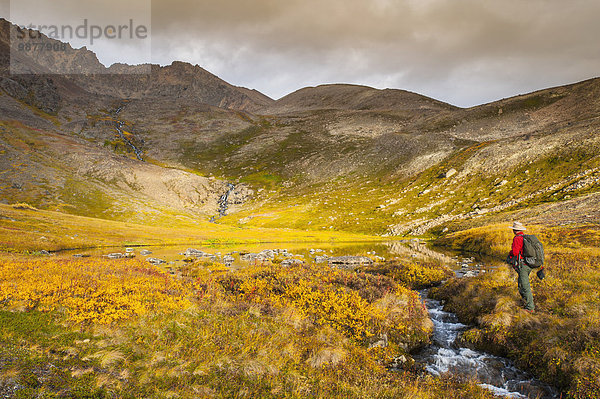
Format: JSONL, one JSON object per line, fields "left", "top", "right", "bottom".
{"left": 0, "top": 18, "right": 274, "bottom": 112}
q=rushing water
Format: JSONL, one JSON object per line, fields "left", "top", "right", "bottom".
{"left": 416, "top": 292, "right": 558, "bottom": 399}
{"left": 414, "top": 252, "right": 559, "bottom": 399}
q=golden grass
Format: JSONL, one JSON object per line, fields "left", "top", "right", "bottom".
{"left": 0, "top": 254, "right": 496, "bottom": 398}
{"left": 0, "top": 203, "right": 385, "bottom": 253}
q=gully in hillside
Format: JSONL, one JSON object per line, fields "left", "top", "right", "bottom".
{"left": 113, "top": 105, "right": 144, "bottom": 161}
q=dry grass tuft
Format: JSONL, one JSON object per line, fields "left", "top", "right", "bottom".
{"left": 10, "top": 202, "right": 37, "bottom": 211}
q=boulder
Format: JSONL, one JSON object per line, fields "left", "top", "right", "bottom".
{"left": 280, "top": 258, "right": 304, "bottom": 267}
{"left": 258, "top": 249, "right": 275, "bottom": 259}
{"left": 241, "top": 253, "right": 259, "bottom": 262}
{"left": 182, "top": 248, "right": 207, "bottom": 257}
{"left": 106, "top": 253, "right": 124, "bottom": 259}
{"left": 328, "top": 256, "right": 373, "bottom": 270}
{"left": 444, "top": 168, "right": 457, "bottom": 178}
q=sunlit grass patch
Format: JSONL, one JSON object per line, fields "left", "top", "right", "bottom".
{"left": 0, "top": 257, "right": 192, "bottom": 325}
{"left": 10, "top": 202, "right": 38, "bottom": 211}
{"left": 0, "top": 203, "right": 383, "bottom": 253}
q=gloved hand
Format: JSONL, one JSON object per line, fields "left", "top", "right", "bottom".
{"left": 536, "top": 267, "right": 546, "bottom": 280}
{"left": 506, "top": 254, "right": 519, "bottom": 272}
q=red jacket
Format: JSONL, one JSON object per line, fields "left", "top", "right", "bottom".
{"left": 510, "top": 231, "right": 524, "bottom": 257}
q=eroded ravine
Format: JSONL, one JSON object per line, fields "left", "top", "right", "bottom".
{"left": 113, "top": 105, "right": 144, "bottom": 161}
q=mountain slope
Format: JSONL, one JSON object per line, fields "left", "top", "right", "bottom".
{"left": 0, "top": 18, "right": 599, "bottom": 236}
{"left": 0, "top": 18, "right": 273, "bottom": 113}
{"left": 69, "top": 61, "right": 274, "bottom": 112}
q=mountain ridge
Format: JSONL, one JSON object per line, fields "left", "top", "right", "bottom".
{"left": 0, "top": 18, "right": 273, "bottom": 113}
{"left": 1, "top": 18, "right": 599, "bottom": 236}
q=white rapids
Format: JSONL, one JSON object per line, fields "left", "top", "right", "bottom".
{"left": 416, "top": 293, "right": 558, "bottom": 399}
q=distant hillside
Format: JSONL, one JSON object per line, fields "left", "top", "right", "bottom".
{"left": 68, "top": 61, "right": 274, "bottom": 112}
{"left": 261, "top": 84, "right": 456, "bottom": 114}
{"left": 0, "top": 17, "right": 599, "bottom": 236}
{"left": 0, "top": 18, "right": 273, "bottom": 113}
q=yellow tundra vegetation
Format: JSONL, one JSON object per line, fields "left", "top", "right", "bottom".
{"left": 202, "top": 262, "right": 433, "bottom": 349}
{"left": 0, "top": 257, "right": 192, "bottom": 324}
{"left": 0, "top": 253, "right": 497, "bottom": 398}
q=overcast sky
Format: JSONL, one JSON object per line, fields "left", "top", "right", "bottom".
{"left": 3, "top": 0, "right": 600, "bottom": 107}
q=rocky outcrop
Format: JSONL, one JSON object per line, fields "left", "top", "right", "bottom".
{"left": 0, "top": 75, "right": 61, "bottom": 113}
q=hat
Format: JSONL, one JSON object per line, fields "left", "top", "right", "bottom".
{"left": 509, "top": 221, "right": 526, "bottom": 231}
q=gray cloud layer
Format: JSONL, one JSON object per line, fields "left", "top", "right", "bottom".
{"left": 3, "top": 0, "right": 600, "bottom": 107}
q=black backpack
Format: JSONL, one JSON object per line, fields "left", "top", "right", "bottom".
{"left": 522, "top": 235, "right": 544, "bottom": 268}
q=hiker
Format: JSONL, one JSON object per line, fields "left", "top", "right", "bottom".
{"left": 506, "top": 221, "right": 535, "bottom": 311}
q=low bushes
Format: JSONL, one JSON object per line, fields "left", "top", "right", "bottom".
{"left": 0, "top": 254, "right": 498, "bottom": 398}
{"left": 206, "top": 262, "right": 433, "bottom": 356}
{"left": 0, "top": 257, "right": 191, "bottom": 324}
{"left": 361, "top": 258, "right": 453, "bottom": 289}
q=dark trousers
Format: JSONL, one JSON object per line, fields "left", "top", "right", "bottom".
{"left": 517, "top": 263, "right": 535, "bottom": 311}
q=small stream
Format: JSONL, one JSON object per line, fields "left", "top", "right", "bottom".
{"left": 416, "top": 293, "right": 557, "bottom": 398}
{"left": 113, "top": 105, "right": 144, "bottom": 161}
{"left": 414, "top": 256, "right": 559, "bottom": 399}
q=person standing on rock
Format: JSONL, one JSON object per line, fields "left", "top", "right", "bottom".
{"left": 506, "top": 221, "right": 535, "bottom": 312}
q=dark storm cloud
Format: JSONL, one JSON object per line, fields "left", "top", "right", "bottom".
{"left": 147, "top": 0, "right": 600, "bottom": 106}
{"left": 3, "top": 0, "right": 600, "bottom": 106}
